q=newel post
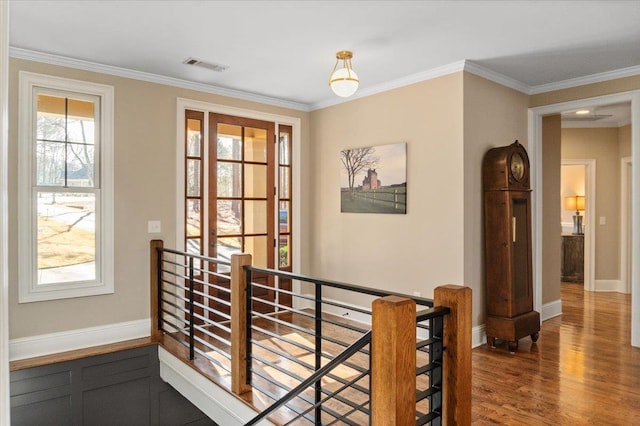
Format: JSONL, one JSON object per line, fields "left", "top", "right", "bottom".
{"left": 231, "top": 253, "right": 252, "bottom": 395}
{"left": 371, "top": 296, "right": 416, "bottom": 425}
{"left": 434, "top": 285, "right": 472, "bottom": 425}
{"left": 150, "top": 239, "right": 164, "bottom": 341}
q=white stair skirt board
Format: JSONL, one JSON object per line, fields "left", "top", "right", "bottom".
{"left": 9, "top": 319, "right": 150, "bottom": 361}
{"left": 595, "top": 280, "right": 627, "bottom": 293}
{"left": 158, "top": 347, "right": 275, "bottom": 426}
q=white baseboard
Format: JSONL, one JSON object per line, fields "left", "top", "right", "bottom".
{"left": 9, "top": 318, "right": 150, "bottom": 361}
{"left": 472, "top": 324, "right": 486, "bottom": 348}
{"left": 595, "top": 279, "right": 627, "bottom": 293}
{"left": 542, "top": 299, "right": 563, "bottom": 321}
{"left": 158, "top": 347, "right": 274, "bottom": 426}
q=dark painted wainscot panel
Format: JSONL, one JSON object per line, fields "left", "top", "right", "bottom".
{"left": 10, "top": 345, "right": 216, "bottom": 426}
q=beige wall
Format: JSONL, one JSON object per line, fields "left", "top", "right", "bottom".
{"left": 530, "top": 75, "right": 640, "bottom": 108}
{"left": 561, "top": 127, "right": 622, "bottom": 280}
{"left": 8, "top": 58, "right": 310, "bottom": 338}
{"left": 620, "top": 124, "right": 631, "bottom": 158}
{"left": 462, "top": 73, "right": 529, "bottom": 325}
{"left": 542, "top": 115, "right": 562, "bottom": 304}
{"left": 308, "top": 73, "right": 466, "bottom": 309}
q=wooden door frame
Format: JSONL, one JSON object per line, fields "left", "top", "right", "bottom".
{"left": 176, "top": 98, "right": 302, "bottom": 308}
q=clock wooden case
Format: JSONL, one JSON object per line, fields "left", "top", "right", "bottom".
{"left": 482, "top": 140, "right": 540, "bottom": 352}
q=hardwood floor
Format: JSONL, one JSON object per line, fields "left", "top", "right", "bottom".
{"left": 472, "top": 283, "right": 640, "bottom": 425}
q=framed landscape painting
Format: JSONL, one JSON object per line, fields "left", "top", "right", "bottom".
{"left": 340, "top": 142, "right": 406, "bottom": 214}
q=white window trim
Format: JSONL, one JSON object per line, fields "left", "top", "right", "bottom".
{"left": 18, "top": 71, "right": 114, "bottom": 303}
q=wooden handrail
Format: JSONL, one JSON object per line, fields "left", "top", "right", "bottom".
{"left": 435, "top": 284, "right": 472, "bottom": 425}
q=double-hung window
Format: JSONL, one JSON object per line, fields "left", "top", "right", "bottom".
{"left": 18, "top": 72, "right": 114, "bottom": 302}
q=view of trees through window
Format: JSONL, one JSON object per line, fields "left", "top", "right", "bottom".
{"left": 35, "top": 93, "right": 97, "bottom": 284}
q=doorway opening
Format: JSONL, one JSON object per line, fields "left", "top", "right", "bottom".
{"left": 529, "top": 91, "right": 640, "bottom": 347}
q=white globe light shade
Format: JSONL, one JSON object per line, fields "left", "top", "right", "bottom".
{"left": 330, "top": 67, "right": 359, "bottom": 98}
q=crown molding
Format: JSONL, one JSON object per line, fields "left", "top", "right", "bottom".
{"left": 9, "top": 47, "right": 311, "bottom": 112}
{"left": 310, "top": 60, "right": 468, "bottom": 110}
{"left": 530, "top": 64, "right": 640, "bottom": 95}
{"left": 462, "top": 61, "right": 531, "bottom": 94}
{"left": 11, "top": 46, "right": 640, "bottom": 111}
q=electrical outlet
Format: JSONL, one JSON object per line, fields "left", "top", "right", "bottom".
{"left": 148, "top": 220, "right": 161, "bottom": 234}
{"left": 599, "top": 216, "right": 606, "bottom": 225}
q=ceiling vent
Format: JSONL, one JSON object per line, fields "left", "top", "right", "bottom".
{"left": 182, "top": 57, "right": 229, "bottom": 72}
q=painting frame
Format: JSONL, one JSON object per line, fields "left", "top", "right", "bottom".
{"left": 340, "top": 142, "right": 407, "bottom": 214}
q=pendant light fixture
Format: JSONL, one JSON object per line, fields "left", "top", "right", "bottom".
{"left": 329, "top": 50, "right": 359, "bottom": 98}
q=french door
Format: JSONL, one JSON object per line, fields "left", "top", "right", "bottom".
{"left": 184, "top": 110, "right": 293, "bottom": 316}
{"left": 209, "top": 113, "right": 276, "bottom": 314}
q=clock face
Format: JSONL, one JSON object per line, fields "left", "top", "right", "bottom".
{"left": 510, "top": 153, "right": 525, "bottom": 181}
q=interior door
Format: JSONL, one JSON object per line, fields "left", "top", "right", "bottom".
{"left": 209, "top": 113, "right": 275, "bottom": 314}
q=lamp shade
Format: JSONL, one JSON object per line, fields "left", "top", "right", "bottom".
{"left": 329, "top": 67, "right": 359, "bottom": 98}
{"left": 329, "top": 50, "right": 359, "bottom": 98}
{"left": 565, "top": 195, "right": 585, "bottom": 211}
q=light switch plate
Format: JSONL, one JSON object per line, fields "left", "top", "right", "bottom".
{"left": 148, "top": 220, "right": 161, "bottom": 233}
{"left": 599, "top": 216, "right": 606, "bottom": 225}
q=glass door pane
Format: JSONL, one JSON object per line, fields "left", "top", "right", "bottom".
{"left": 209, "top": 113, "right": 275, "bottom": 314}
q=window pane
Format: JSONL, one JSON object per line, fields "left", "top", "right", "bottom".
{"left": 217, "top": 162, "right": 242, "bottom": 197}
{"left": 37, "top": 114, "right": 66, "bottom": 141}
{"left": 244, "top": 127, "right": 267, "bottom": 163}
{"left": 186, "top": 119, "right": 201, "bottom": 157}
{"left": 244, "top": 164, "right": 266, "bottom": 198}
{"left": 279, "top": 166, "right": 289, "bottom": 199}
{"left": 37, "top": 192, "right": 96, "bottom": 284}
{"left": 245, "top": 236, "right": 267, "bottom": 268}
{"left": 217, "top": 200, "right": 241, "bottom": 235}
{"left": 36, "top": 141, "right": 65, "bottom": 186}
{"left": 279, "top": 235, "right": 290, "bottom": 268}
{"left": 244, "top": 200, "right": 267, "bottom": 235}
{"left": 67, "top": 142, "right": 95, "bottom": 187}
{"left": 186, "top": 238, "right": 202, "bottom": 270}
{"left": 279, "top": 132, "right": 289, "bottom": 165}
{"left": 186, "top": 199, "right": 201, "bottom": 237}
{"left": 216, "top": 237, "right": 242, "bottom": 271}
{"left": 279, "top": 201, "right": 290, "bottom": 234}
{"left": 217, "top": 124, "right": 242, "bottom": 160}
{"left": 66, "top": 98, "right": 95, "bottom": 143}
{"left": 187, "top": 159, "right": 201, "bottom": 197}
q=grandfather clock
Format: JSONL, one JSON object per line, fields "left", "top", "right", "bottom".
{"left": 483, "top": 140, "right": 540, "bottom": 353}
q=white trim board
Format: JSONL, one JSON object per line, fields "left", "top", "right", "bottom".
{"left": 595, "top": 280, "right": 627, "bottom": 293}
{"left": 9, "top": 319, "right": 150, "bottom": 361}
{"left": 158, "top": 347, "right": 274, "bottom": 426}
{"left": 1, "top": 1, "right": 11, "bottom": 423}
{"left": 542, "top": 299, "right": 563, "bottom": 321}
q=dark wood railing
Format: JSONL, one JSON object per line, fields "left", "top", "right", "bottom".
{"left": 150, "top": 240, "right": 471, "bottom": 425}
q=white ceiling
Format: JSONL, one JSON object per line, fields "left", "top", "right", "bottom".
{"left": 8, "top": 1, "right": 640, "bottom": 112}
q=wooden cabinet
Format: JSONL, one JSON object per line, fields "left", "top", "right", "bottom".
{"left": 483, "top": 141, "right": 540, "bottom": 353}
{"left": 561, "top": 234, "right": 584, "bottom": 283}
